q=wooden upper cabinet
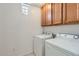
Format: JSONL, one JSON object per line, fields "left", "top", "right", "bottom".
{"left": 41, "top": 3, "right": 63, "bottom": 26}
{"left": 77, "top": 4, "right": 79, "bottom": 22}
{"left": 52, "top": 3, "right": 63, "bottom": 25}
{"left": 63, "top": 3, "right": 78, "bottom": 24}
{"left": 41, "top": 3, "right": 79, "bottom": 26}
{"left": 45, "top": 4, "right": 52, "bottom": 25}
{"left": 41, "top": 4, "right": 52, "bottom": 26}
{"left": 41, "top": 5, "right": 46, "bottom": 26}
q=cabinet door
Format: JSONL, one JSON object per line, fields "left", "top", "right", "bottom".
{"left": 45, "top": 4, "right": 52, "bottom": 25}
{"left": 41, "top": 5, "right": 46, "bottom": 26}
{"left": 63, "top": 3, "right": 77, "bottom": 24}
{"left": 52, "top": 3, "right": 63, "bottom": 25}
{"left": 77, "top": 4, "right": 79, "bottom": 22}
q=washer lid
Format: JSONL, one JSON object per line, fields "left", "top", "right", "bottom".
{"left": 46, "top": 38, "right": 79, "bottom": 55}
{"left": 35, "top": 34, "right": 52, "bottom": 39}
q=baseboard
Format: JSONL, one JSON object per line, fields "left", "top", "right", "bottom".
{"left": 22, "top": 49, "right": 33, "bottom": 56}
{"left": 16, "top": 49, "right": 33, "bottom": 56}
{"left": 21, "top": 49, "right": 33, "bottom": 56}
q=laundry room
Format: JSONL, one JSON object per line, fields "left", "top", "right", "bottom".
{"left": 0, "top": 0, "right": 79, "bottom": 58}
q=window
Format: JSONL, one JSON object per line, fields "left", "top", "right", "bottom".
{"left": 21, "top": 3, "right": 30, "bottom": 15}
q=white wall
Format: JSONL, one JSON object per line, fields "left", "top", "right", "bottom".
{"left": 0, "top": 3, "right": 42, "bottom": 56}
{"left": 43, "top": 24, "right": 79, "bottom": 34}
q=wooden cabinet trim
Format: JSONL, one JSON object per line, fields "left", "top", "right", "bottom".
{"left": 61, "top": 3, "right": 63, "bottom": 24}
{"left": 51, "top": 3, "right": 53, "bottom": 25}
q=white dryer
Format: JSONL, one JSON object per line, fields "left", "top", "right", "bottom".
{"left": 33, "top": 34, "right": 52, "bottom": 56}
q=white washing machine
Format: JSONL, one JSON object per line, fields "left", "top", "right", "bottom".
{"left": 45, "top": 33, "right": 79, "bottom": 56}
{"left": 33, "top": 34, "right": 52, "bottom": 56}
